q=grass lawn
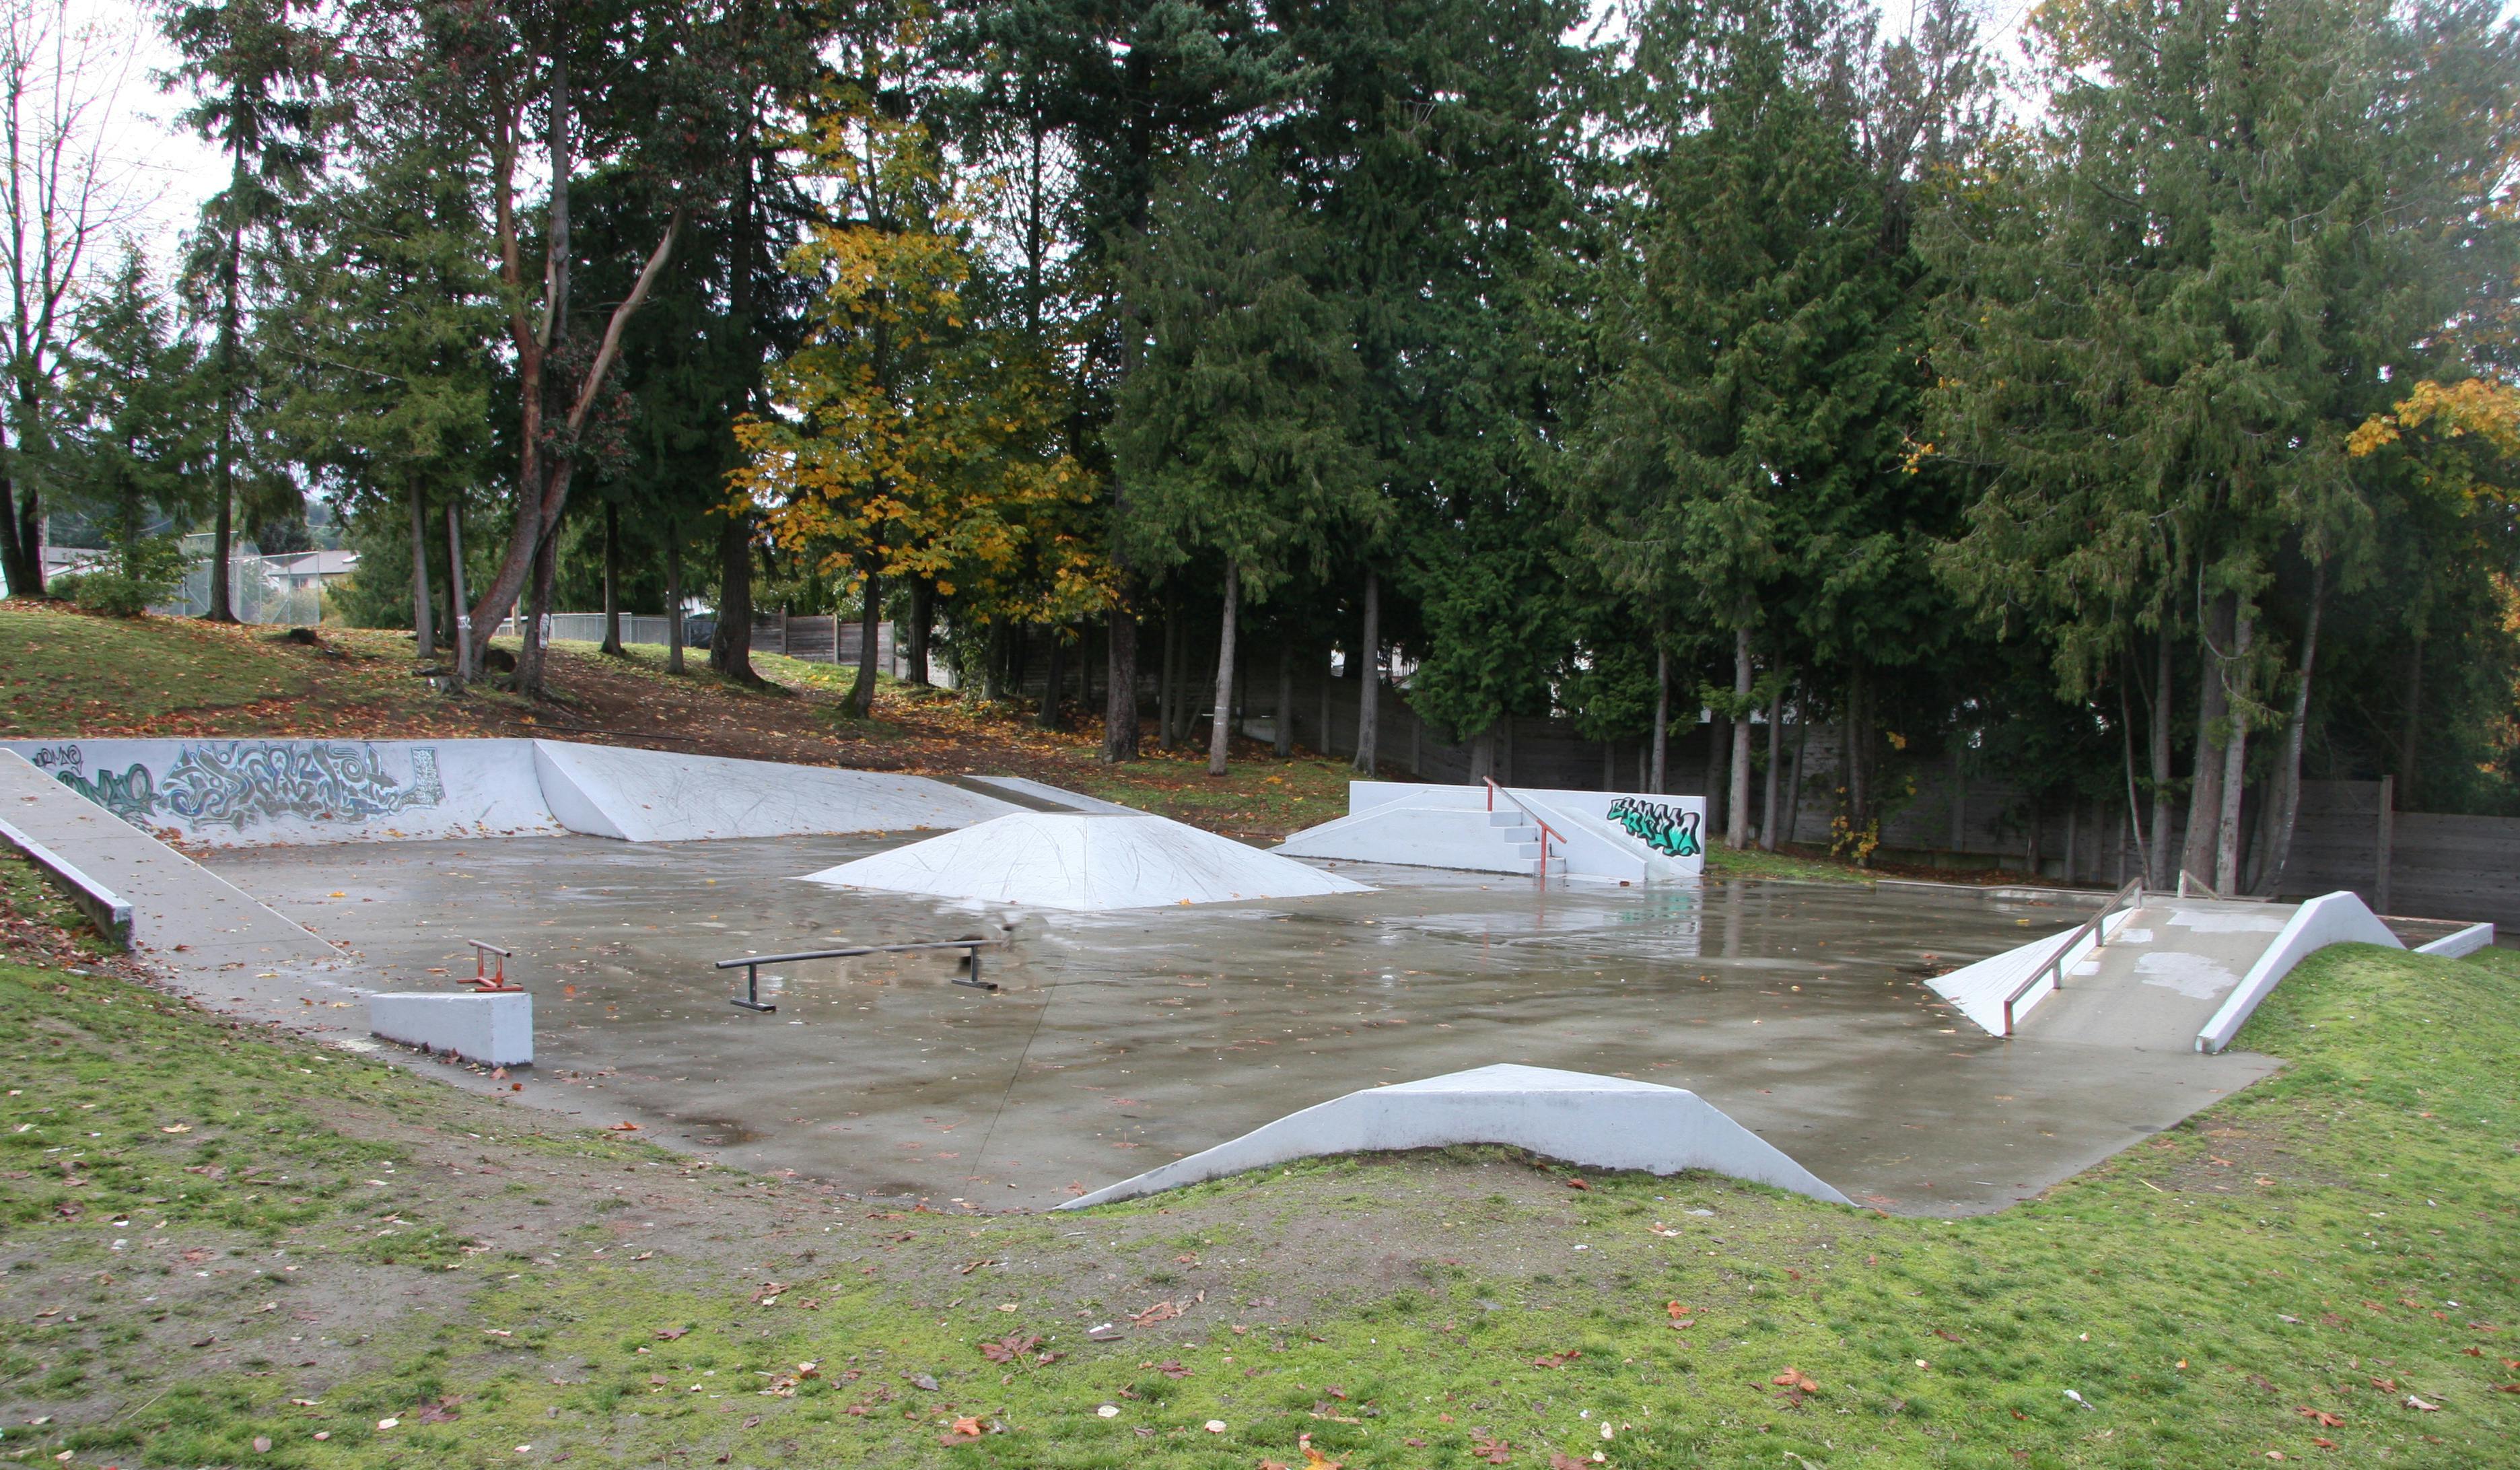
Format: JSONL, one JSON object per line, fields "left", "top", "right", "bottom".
{"left": 0, "top": 840, "right": 2511, "bottom": 1469}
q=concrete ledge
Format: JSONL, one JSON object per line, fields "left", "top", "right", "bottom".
{"left": 1057, "top": 1063, "right": 1850, "bottom": 1211}
{"left": 2414, "top": 921, "right": 2495, "bottom": 958}
{"left": 2195, "top": 890, "right": 2402, "bottom": 1054}
{"left": 0, "top": 812, "right": 133, "bottom": 949}
{"left": 368, "top": 991, "right": 532, "bottom": 1067}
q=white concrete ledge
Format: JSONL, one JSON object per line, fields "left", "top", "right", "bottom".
{"left": 368, "top": 991, "right": 532, "bottom": 1067}
{"left": 2414, "top": 921, "right": 2496, "bottom": 959}
{"left": 0, "top": 812, "right": 132, "bottom": 948}
{"left": 1057, "top": 1063, "right": 1850, "bottom": 1210}
{"left": 2196, "top": 890, "right": 2402, "bottom": 1054}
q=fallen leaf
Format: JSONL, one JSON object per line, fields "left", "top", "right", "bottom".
{"left": 1551, "top": 1455, "right": 1590, "bottom": 1470}
{"left": 654, "top": 1327, "right": 687, "bottom": 1340}
{"left": 949, "top": 1415, "right": 983, "bottom": 1436}
{"left": 608, "top": 1121, "right": 641, "bottom": 1131}
{"left": 2297, "top": 1408, "right": 2344, "bottom": 1428}
{"left": 1564, "top": 1177, "right": 1589, "bottom": 1191}
{"left": 1533, "top": 1349, "right": 1580, "bottom": 1368}
{"left": 1156, "top": 1359, "right": 1189, "bottom": 1379}
{"left": 1130, "top": 1300, "right": 1183, "bottom": 1327}
{"left": 2404, "top": 1395, "right": 2440, "bottom": 1412}
{"left": 1470, "top": 1431, "right": 1512, "bottom": 1463}
{"left": 252, "top": 1436, "right": 271, "bottom": 1453}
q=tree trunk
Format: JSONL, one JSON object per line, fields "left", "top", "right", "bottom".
{"left": 1037, "top": 629, "right": 1064, "bottom": 730}
{"left": 1207, "top": 563, "right": 1240, "bottom": 776}
{"left": 2119, "top": 668, "right": 2150, "bottom": 890}
{"left": 907, "top": 576, "right": 934, "bottom": 686}
{"left": 1470, "top": 726, "right": 1496, "bottom": 782}
{"left": 445, "top": 504, "right": 471, "bottom": 682}
{"left": 841, "top": 563, "right": 880, "bottom": 718}
{"left": 600, "top": 501, "right": 623, "bottom": 655}
{"left": 205, "top": 213, "right": 242, "bottom": 623}
{"left": 516, "top": 508, "right": 562, "bottom": 693}
{"left": 1650, "top": 645, "right": 1669, "bottom": 794}
{"left": 1354, "top": 569, "right": 1380, "bottom": 775}
{"left": 2149, "top": 629, "right": 2175, "bottom": 889}
{"left": 2257, "top": 567, "right": 2325, "bottom": 895}
{"left": 1727, "top": 627, "right": 1754, "bottom": 849}
{"left": 1760, "top": 685, "right": 1782, "bottom": 851}
{"left": 1157, "top": 604, "right": 1179, "bottom": 748}
{"left": 2179, "top": 594, "right": 2234, "bottom": 888}
{"left": 664, "top": 525, "right": 684, "bottom": 674}
{"left": 1274, "top": 645, "right": 1294, "bottom": 757}
{"left": 1786, "top": 711, "right": 1809, "bottom": 847}
{"left": 1846, "top": 665, "right": 1871, "bottom": 841}
{"left": 709, "top": 510, "right": 759, "bottom": 684}
{"left": 2398, "top": 635, "right": 2423, "bottom": 805}
{"left": 2214, "top": 602, "right": 2255, "bottom": 893}
{"left": 408, "top": 485, "right": 435, "bottom": 656}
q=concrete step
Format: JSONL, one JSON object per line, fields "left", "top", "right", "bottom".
{"left": 1485, "top": 810, "right": 1527, "bottom": 827}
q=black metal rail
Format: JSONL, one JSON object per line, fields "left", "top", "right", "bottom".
{"left": 718, "top": 939, "right": 1006, "bottom": 1012}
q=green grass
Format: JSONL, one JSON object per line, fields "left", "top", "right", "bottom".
{"left": 1703, "top": 841, "right": 1867, "bottom": 884}
{"left": 0, "top": 939, "right": 2511, "bottom": 1465}
{"left": 0, "top": 602, "right": 489, "bottom": 738}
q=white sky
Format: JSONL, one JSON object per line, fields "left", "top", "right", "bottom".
{"left": 68, "top": 0, "right": 224, "bottom": 256}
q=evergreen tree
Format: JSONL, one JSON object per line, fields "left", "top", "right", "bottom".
{"left": 1926, "top": 0, "right": 2518, "bottom": 888}
{"left": 159, "top": 0, "right": 328, "bottom": 622}
{"left": 52, "top": 250, "right": 206, "bottom": 612}
{"left": 1110, "top": 151, "right": 1376, "bottom": 774}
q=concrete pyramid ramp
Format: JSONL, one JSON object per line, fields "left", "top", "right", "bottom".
{"left": 801, "top": 812, "right": 1371, "bottom": 911}
{"left": 1061, "top": 1063, "right": 1850, "bottom": 1209}
{"left": 531, "top": 741, "right": 1019, "bottom": 841}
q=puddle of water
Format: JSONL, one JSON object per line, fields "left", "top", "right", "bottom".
{"left": 205, "top": 836, "right": 2278, "bottom": 1216}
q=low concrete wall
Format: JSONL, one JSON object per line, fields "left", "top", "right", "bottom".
{"left": 3, "top": 738, "right": 1022, "bottom": 849}
{"left": 2414, "top": 921, "right": 2495, "bottom": 958}
{"left": 368, "top": 991, "right": 533, "bottom": 1067}
{"left": 0, "top": 810, "right": 132, "bottom": 948}
{"left": 1058, "top": 1063, "right": 1849, "bottom": 1210}
{"left": 2195, "top": 891, "right": 2403, "bottom": 1055}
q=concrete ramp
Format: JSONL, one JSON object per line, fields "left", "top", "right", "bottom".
{"left": 530, "top": 741, "right": 1018, "bottom": 841}
{"left": 803, "top": 812, "right": 1371, "bottom": 911}
{"left": 1934, "top": 890, "right": 2437, "bottom": 1053}
{"left": 1278, "top": 781, "right": 1704, "bottom": 882}
{"left": 0, "top": 750, "right": 335, "bottom": 973}
{"left": 2, "top": 738, "right": 1020, "bottom": 847}
{"left": 1061, "top": 1063, "right": 1850, "bottom": 1210}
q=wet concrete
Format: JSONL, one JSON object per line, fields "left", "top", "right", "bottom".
{"left": 201, "top": 836, "right": 2281, "bottom": 1217}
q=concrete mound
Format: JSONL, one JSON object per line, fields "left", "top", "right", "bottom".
{"left": 1061, "top": 1063, "right": 1850, "bottom": 1210}
{"left": 801, "top": 811, "right": 1372, "bottom": 911}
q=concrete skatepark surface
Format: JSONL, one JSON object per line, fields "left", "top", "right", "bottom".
{"left": 803, "top": 810, "right": 1374, "bottom": 910}
{"left": 193, "top": 835, "right": 2280, "bottom": 1216}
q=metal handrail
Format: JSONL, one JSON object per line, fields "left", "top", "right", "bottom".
{"left": 2000, "top": 877, "right": 2144, "bottom": 1037}
{"left": 1483, "top": 777, "right": 1564, "bottom": 881}
{"left": 719, "top": 938, "right": 1006, "bottom": 1012}
{"left": 464, "top": 938, "right": 519, "bottom": 992}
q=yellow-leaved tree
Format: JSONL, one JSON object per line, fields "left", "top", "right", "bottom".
{"left": 732, "top": 34, "right": 1100, "bottom": 718}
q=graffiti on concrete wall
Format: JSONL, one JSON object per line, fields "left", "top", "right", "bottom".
{"left": 55, "top": 742, "right": 446, "bottom": 832}
{"left": 1607, "top": 797, "right": 1703, "bottom": 859}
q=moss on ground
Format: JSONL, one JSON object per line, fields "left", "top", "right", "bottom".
{"left": 0, "top": 938, "right": 2509, "bottom": 1466}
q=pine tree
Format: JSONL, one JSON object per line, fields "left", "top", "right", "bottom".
{"left": 1110, "top": 151, "right": 1376, "bottom": 774}
{"left": 52, "top": 250, "right": 206, "bottom": 612}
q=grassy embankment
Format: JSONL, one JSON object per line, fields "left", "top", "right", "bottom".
{"left": 0, "top": 841, "right": 2510, "bottom": 1467}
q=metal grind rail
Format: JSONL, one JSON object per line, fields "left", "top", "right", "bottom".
{"left": 2000, "top": 877, "right": 2145, "bottom": 1037}
{"left": 1483, "top": 777, "right": 1566, "bottom": 882}
{"left": 720, "top": 939, "right": 1006, "bottom": 1012}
